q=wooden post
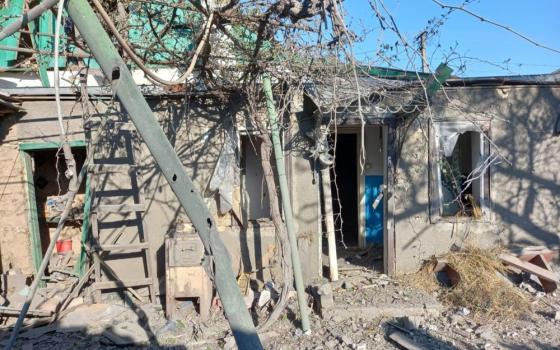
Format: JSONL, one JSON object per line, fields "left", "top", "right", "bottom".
{"left": 320, "top": 167, "right": 338, "bottom": 281}
{"left": 418, "top": 31, "right": 428, "bottom": 73}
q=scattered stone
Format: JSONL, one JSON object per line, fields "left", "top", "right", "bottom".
{"left": 317, "top": 283, "right": 335, "bottom": 310}
{"left": 325, "top": 339, "right": 338, "bottom": 348}
{"left": 520, "top": 282, "right": 537, "bottom": 294}
{"left": 448, "top": 313, "right": 463, "bottom": 325}
{"left": 101, "top": 323, "right": 150, "bottom": 346}
{"left": 402, "top": 316, "right": 424, "bottom": 330}
{"left": 258, "top": 290, "right": 271, "bottom": 308}
{"left": 555, "top": 310, "right": 560, "bottom": 321}
{"left": 458, "top": 307, "right": 470, "bottom": 316}
{"left": 478, "top": 330, "right": 497, "bottom": 342}
{"left": 353, "top": 342, "right": 367, "bottom": 350}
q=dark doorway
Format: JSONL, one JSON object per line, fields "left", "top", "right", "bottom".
{"left": 31, "top": 147, "right": 87, "bottom": 254}
{"left": 331, "top": 133, "right": 358, "bottom": 246}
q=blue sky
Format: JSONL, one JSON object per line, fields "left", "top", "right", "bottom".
{"left": 343, "top": 0, "right": 560, "bottom": 77}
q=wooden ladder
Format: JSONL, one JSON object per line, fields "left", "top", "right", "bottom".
{"left": 88, "top": 119, "right": 157, "bottom": 303}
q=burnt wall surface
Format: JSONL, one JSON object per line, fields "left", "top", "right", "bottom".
{"left": 0, "top": 96, "right": 304, "bottom": 288}
{"left": 394, "top": 85, "right": 560, "bottom": 273}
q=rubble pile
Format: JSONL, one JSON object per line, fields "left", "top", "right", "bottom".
{"left": 0, "top": 245, "right": 558, "bottom": 349}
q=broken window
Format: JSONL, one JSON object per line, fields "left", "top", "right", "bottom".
{"left": 431, "top": 122, "right": 491, "bottom": 220}
{"left": 239, "top": 135, "right": 271, "bottom": 221}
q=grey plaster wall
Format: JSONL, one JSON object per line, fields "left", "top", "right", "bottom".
{"left": 288, "top": 95, "right": 322, "bottom": 284}
{"left": 394, "top": 85, "right": 560, "bottom": 273}
{"left": 0, "top": 97, "right": 292, "bottom": 289}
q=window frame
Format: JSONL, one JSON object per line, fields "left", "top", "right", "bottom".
{"left": 238, "top": 134, "right": 273, "bottom": 224}
{"left": 428, "top": 120, "right": 492, "bottom": 223}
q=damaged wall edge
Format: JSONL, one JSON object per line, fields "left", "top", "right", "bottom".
{"left": 65, "top": 1, "right": 263, "bottom": 349}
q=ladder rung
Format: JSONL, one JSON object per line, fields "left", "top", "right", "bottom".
{"left": 95, "top": 242, "right": 149, "bottom": 251}
{"left": 90, "top": 164, "right": 140, "bottom": 174}
{"left": 92, "top": 278, "right": 152, "bottom": 290}
{"left": 94, "top": 203, "right": 145, "bottom": 213}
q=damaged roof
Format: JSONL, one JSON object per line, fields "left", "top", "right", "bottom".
{"left": 0, "top": 91, "right": 23, "bottom": 116}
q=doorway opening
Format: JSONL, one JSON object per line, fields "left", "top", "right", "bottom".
{"left": 330, "top": 133, "right": 359, "bottom": 246}
{"left": 323, "top": 127, "right": 386, "bottom": 274}
{"left": 31, "top": 147, "right": 87, "bottom": 255}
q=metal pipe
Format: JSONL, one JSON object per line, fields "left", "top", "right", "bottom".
{"left": 65, "top": 1, "right": 262, "bottom": 349}
{"left": 0, "top": 0, "right": 59, "bottom": 41}
{"left": 262, "top": 74, "right": 310, "bottom": 332}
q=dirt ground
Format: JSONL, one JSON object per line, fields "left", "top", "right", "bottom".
{"left": 2, "top": 259, "right": 559, "bottom": 350}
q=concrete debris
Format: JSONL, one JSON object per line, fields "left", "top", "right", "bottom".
{"left": 101, "top": 323, "right": 150, "bottom": 346}
{"left": 316, "top": 283, "right": 335, "bottom": 315}
{"left": 4, "top": 250, "right": 560, "bottom": 349}
{"left": 387, "top": 330, "right": 429, "bottom": 350}
{"left": 458, "top": 307, "right": 470, "bottom": 316}
{"left": 257, "top": 289, "right": 271, "bottom": 308}
{"left": 402, "top": 315, "right": 424, "bottom": 330}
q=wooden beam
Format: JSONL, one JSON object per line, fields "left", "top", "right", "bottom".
{"left": 320, "top": 167, "right": 338, "bottom": 281}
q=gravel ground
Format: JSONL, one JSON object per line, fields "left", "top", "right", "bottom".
{"left": 3, "top": 261, "right": 559, "bottom": 350}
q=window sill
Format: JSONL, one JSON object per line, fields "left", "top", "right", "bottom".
{"left": 430, "top": 213, "right": 494, "bottom": 224}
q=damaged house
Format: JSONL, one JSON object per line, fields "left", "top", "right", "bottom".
{"left": 0, "top": 0, "right": 559, "bottom": 348}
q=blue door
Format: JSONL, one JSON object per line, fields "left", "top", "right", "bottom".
{"left": 365, "top": 175, "right": 384, "bottom": 245}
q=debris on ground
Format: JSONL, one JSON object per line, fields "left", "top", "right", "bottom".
{"left": 0, "top": 245, "right": 559, "bottom": 349}
{"left": 405, "top": 245, "right": 532, "bottom": 319}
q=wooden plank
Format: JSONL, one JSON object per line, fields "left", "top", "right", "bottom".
{"left": 95, "top": 242, "right": 149, "bottom": 251}
{"left": 499, "top": 253, "right": 559, "bottom": 283}
{"left": 90, "top": 164, "right": 139, "bottom": 174}
{"left": 384, "top": 124, "right": 397, "bottom": 275}
{"left": 0, "top": 0, "right": 25, "bottom": 67}
{"left": 93, "top": 203, "right": 145, "bottom": 213}
{"left": 528, "top": 254, "right": 557, "bottom": 293}
{"left": 320, "top": 167, "right": 338, "bottom": 282}
{"left": 27, "top": 18, "right": 50, "bottom": 87}
{"left": 92, "top": 278, "right": 153, "bottom": 290}
{"left": 75, "top": 173, "right": 92, "bottom": 277}
{"left": 19, "top": 140, "right": 87, "bottom": 151}
{"left": 21, "top": 151, "right": 43, "bottom": 280}
{"left": 0, "top": 307, "right": 52, "bottom": 318}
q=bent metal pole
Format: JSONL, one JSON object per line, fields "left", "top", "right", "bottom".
{"left": 64, "top": 1, "right": 262, "bottom": 349}
{"left": 262, "top": 74, "right": 310, "bottom": 332}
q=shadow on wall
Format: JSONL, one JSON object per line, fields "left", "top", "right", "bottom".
{"left": 0, "top": 111, "right": 25, "bottom": 143}
{"left": 139, "top": 97, "right": 266, "bottom": 279}
{"left": 395, "top": 85, "right": 560, "bottom": 260}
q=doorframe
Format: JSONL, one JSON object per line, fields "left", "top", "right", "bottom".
{"left": 333, "top": 124, "right": 395, "bottom": 274}
{"left": 384, "top": 122, "right": 397, "bottom": 275}
{"left": 19, "top": 140, "right": 87, "bottom": 277}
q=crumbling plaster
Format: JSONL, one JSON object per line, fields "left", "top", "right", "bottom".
{"left": 394, "top": 85, "right": 560, "bottom": 273}
{"left": 0, "top": 97, "right": 289, "bottom": 287}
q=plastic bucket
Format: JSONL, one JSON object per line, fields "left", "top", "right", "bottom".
{"left": 56, "top": 239, "right": 73, "bottom": 254}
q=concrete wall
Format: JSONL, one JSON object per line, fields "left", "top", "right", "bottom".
{"left": 0, "top": 96, "right": 298, "bottom": 289}
{"left": 394, "top": 85, "right": 560, "bottom": 273}
{"left": 0, "top": 101, "right": 86, "bottom": 275}
{"left": 288, "top": 95, "right": 322, "bottom": 284}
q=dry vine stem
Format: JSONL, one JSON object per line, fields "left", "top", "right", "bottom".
{"left": 2, "top": 0, "right": 553, "bottom": 337}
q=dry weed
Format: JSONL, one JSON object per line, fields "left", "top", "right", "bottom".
{"left": 403, "top": 245, "right": 531, "bottom": 320}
